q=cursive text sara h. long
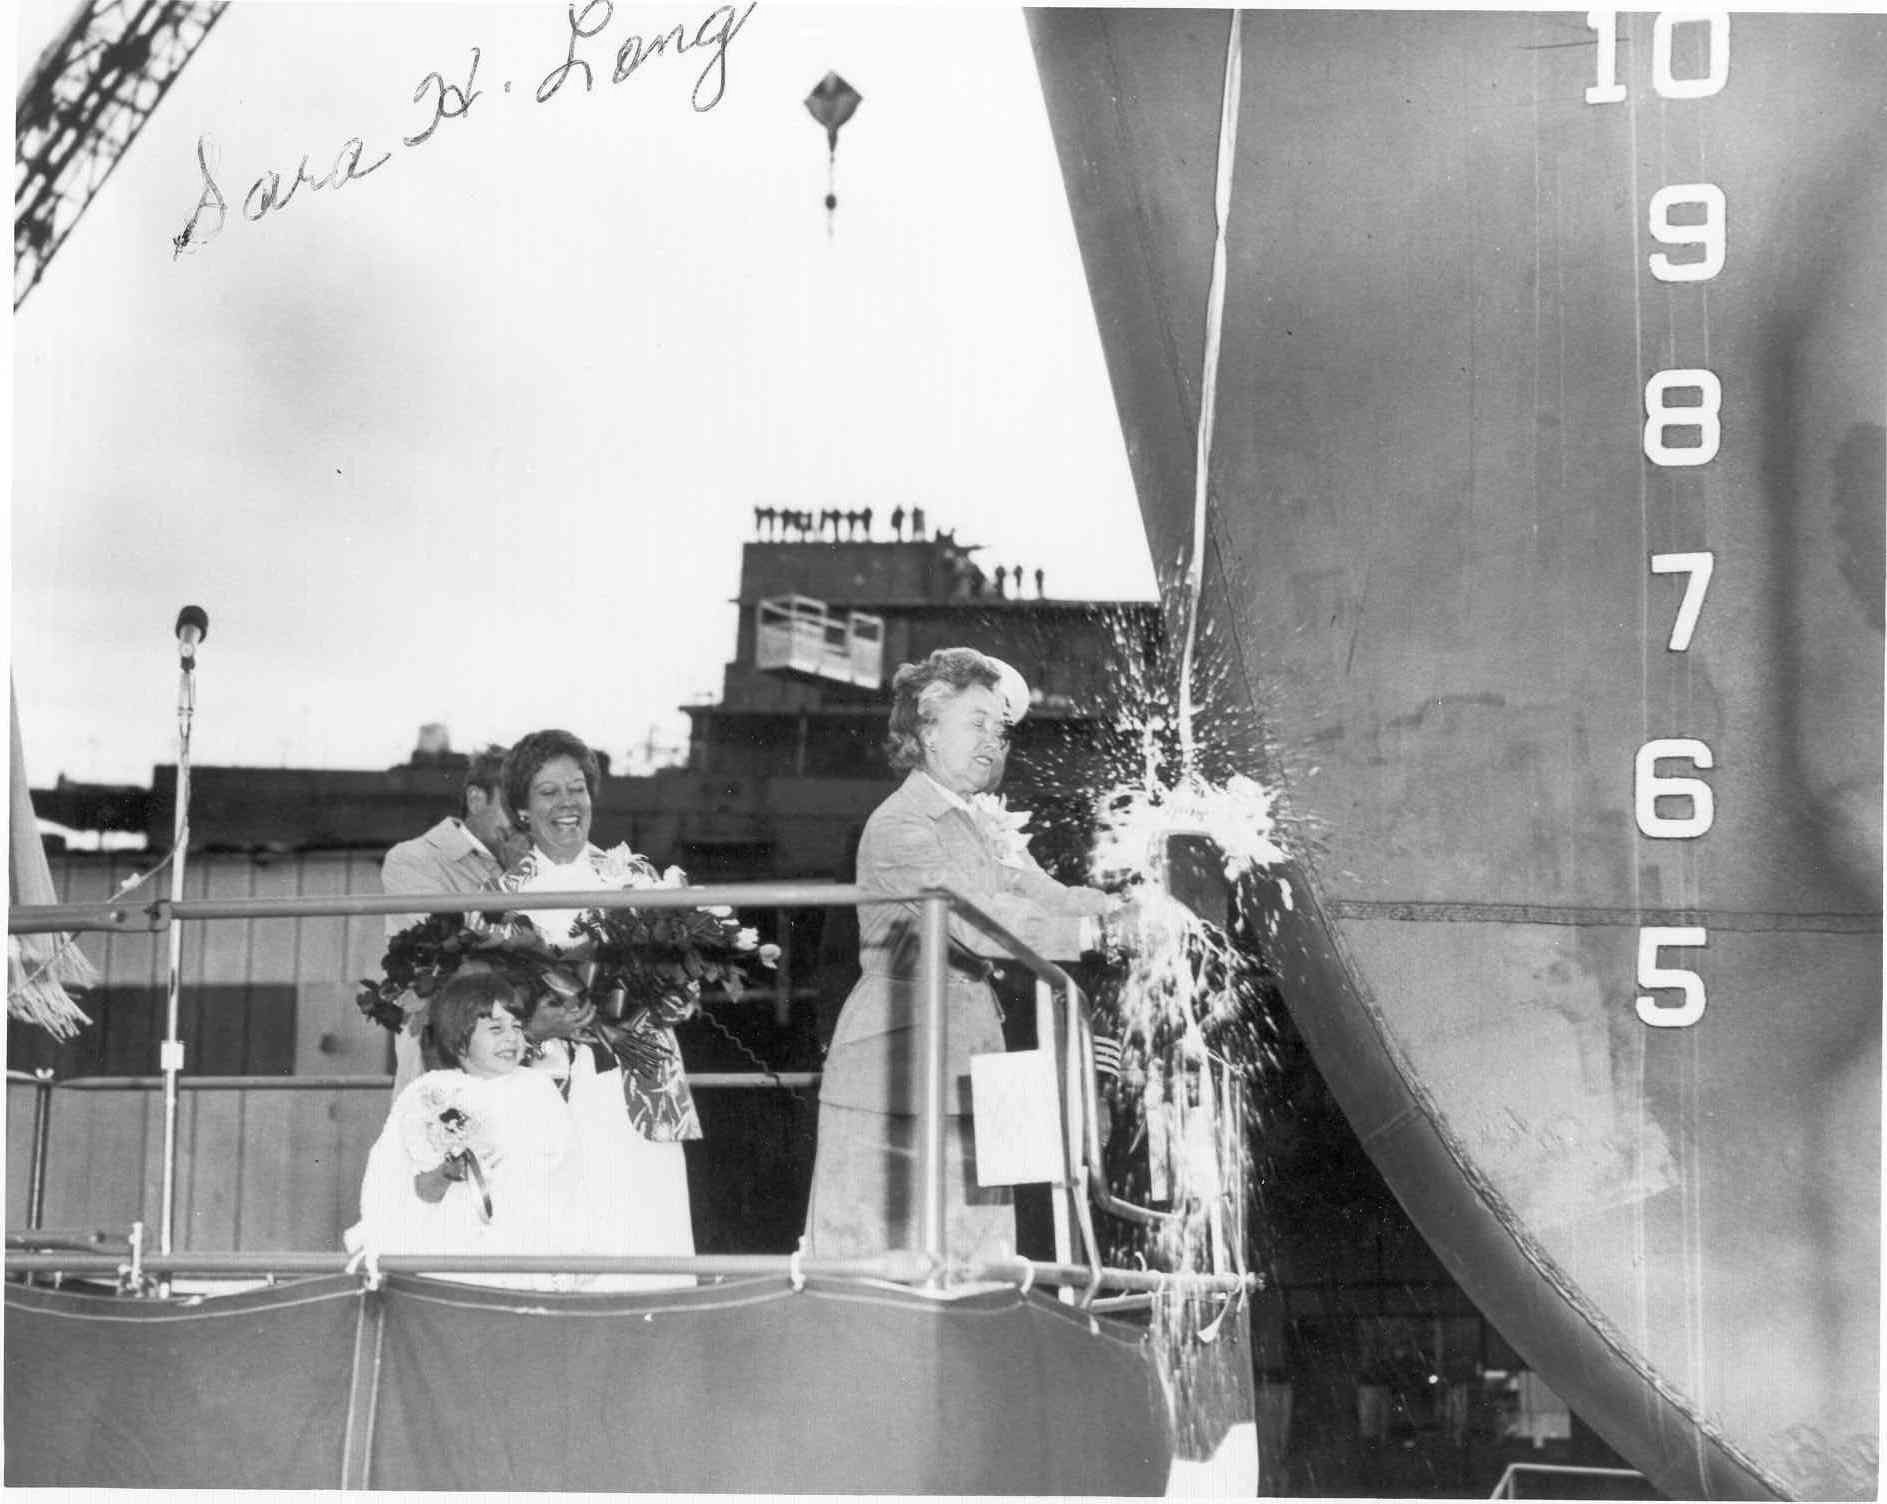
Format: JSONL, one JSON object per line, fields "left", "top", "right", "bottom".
{"left": 172, "top": 0, "right": 758, "bottom": 256}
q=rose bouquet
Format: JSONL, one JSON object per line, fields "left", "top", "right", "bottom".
{"left": 400, "top": 1076, "right": 501, "bottom": 1171}
{"left": 570, "top": 847, "right": 782, "bottom": 1023}
{"left": 354, "top": 912, "right": 582, "bottom": 1039}
{"left": 399, "top": 1075, "right": 500, "bottom": 1219}
{"left": 356, "top": 849, "right": 780, "bottom": 1107}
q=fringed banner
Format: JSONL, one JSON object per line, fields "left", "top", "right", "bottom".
{"left": 9, "top": 678, "right": 96, "bottom": 1039}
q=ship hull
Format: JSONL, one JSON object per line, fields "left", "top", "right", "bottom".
{"left": 1030, "top": 10, "right": 1883, "bottom": 1499}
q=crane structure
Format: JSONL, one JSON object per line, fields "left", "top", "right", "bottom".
{"left": 15, "top": 0, "right": 226, "bottom": 309}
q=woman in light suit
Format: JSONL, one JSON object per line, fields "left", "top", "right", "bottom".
{"left": 803, "top": 647, "right": 1130, "bottom": 1267}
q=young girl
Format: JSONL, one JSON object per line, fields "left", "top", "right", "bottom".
{"left": 347, "top": 971, "right": 581, "bottom": 1290}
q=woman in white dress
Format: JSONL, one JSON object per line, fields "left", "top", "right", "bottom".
{"left": 347, "top": 971, "right": 580, "bottom": 1290}
{"left": 497, "top": 728, "right": 698, "bottom": 1290}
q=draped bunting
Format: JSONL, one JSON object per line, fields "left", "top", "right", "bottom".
{"left": 7, "top": 678, "right": 96, "bottom": 1039}
{"left": 6, "top": 1274, "right": 1187, "bottom": 1492}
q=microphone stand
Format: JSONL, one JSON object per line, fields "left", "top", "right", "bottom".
{"left": 155, "top": 642, "right": 198, "bottom": 1292}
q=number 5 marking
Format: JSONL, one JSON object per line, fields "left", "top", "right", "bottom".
{"left": 1651, "top": 551, "right": 1713, "bottom": 650}
{"left": 1637, "top": 926, "right": 1707, "bottom": 1027}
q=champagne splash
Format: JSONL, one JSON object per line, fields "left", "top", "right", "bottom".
{"left": 1090, "top": 764, "right": 1285, "bottom": 1467}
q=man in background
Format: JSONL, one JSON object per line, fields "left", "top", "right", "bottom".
{"left": 380, "top": 745, "right": 524, "bottom": 1090}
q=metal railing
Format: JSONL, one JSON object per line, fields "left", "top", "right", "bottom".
{"left": 6, "top": 1066, "right": 820, "bottom": 1237}
{"left": 8, "top": 879, "right": 1258, "bottom": 1305}
{"left": 1488, "top": 1463, "right": 1649, "bottom": 1499}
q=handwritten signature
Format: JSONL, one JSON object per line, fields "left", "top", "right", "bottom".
{"left": 173, "top": 0, "right": 757, "bottom": 256}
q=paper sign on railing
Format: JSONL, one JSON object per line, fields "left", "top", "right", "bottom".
{"left": 970, "top": 1049, "right": 1065, "bottom": 1186}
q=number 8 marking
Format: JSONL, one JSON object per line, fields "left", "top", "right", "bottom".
{"left": 1644, "top": 370, "right": 1721, "bottom": 466}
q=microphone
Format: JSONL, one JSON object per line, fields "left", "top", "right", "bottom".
{"left": 174, "top": 605, "right": 210, "bottom": 669}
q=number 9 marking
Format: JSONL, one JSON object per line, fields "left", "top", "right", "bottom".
{"left": 1649, "top": 183, "right": 1726, "bottom": 282}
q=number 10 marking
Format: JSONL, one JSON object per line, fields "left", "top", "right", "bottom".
{"left": 1586, "top": 10, "right": 1731, "bottom": 102}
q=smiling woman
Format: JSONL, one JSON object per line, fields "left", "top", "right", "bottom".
{"left": 496, "top": 726, "right": 702, "bottom": 1289}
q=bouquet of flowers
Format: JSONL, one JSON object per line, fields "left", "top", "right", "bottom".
{"left": 399, "top": 1075, "right": 499, "bottom": 1219}
{"left": 355, "top": 912, "right": 581, "bottom": 1038}
{"left": 401, "top": 1076, "right": 500, "bottom": 1171}
{"left": 356, "top": 849, "right": 780, "bottom": 1101}
{"left": 570, "top": 847, "right": 782, "bottom": 1023}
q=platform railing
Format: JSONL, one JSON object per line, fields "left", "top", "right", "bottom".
{"left": 8, "top": 880, "right": 1258, "bottom": 1304}
{"left": 1487, "top": 1462, "right": 1648, "bottom": 1498}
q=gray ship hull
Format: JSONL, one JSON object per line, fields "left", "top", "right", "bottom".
{"left": 1030, "top": 10, "right": 1883, "bottom": 1498}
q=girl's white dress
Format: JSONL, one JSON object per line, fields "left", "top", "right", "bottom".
{"left": 505, "top": 844, "right": 698, "bottom": 1291}
{"left": 347, "top": 1067, "right": 580, "bottom": 1290}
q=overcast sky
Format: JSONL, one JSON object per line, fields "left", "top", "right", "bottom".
{"left": 8, "top": 0, "right": 1154, "bottom": 787}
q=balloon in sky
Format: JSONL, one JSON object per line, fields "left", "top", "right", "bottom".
{"left": 803, "top": 71, "right": 862, "bottom": 230}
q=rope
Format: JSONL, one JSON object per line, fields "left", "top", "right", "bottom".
{"left": 1175, "top": 9, "right": 1245, "bottom": 779}
{"left": 694, "top": 1006, "right": 790, "bottom": 1089}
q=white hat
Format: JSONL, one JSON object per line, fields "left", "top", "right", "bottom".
{"left": 986, "top": 655, "right": 1031, "bottom": 724}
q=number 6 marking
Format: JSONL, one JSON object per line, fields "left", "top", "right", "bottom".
{"left": 1636, "top": 738, "right": 1715, "bottom": 837}
{"left": 1644, "top": 370, "right": 1722, "bottom": 466}
{"left": 1650, "top": 551, "right": 1713, "bottom": 650}
{"left": 1637, "top": 926, "right": 1707, "bottom": 1027}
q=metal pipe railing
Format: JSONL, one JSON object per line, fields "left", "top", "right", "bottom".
{"left": 8, "top": 1071, "right": 822, "bottom": 1092}
{"left": 26, "top": 1069, "right": 54, "bottom": 1229}
{"left": 4, "top": 1249, "right": 938, "bottom": 1281}
{"left": 971, "top": 1256, "right": 1254, "bottom": 1300}
{"left": 7, "top": 881, "right": 896, "bottom": 935}
{"left": 916, "top": 891, "right": 950, "bottom": 1279}
{"left": 7, "top": 1228, "right": 125, "bottom": 1252}
{"left": 6, "top": 878, "right": 1232, "bottom": 1305}
{"left": 4, "top": 1248, "right": 1253, "bottom": 1298}
{"left": 1487, "top": 1462, "right": 1647, "bottom": 1499}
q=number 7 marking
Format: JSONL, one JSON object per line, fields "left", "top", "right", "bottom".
{"left": 1651, "top": 551, "right": 1714, "bottom": 651}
